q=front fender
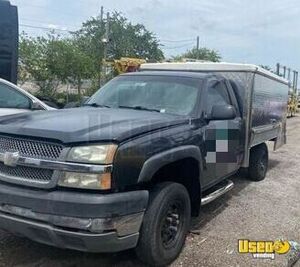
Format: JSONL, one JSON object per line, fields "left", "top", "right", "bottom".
{"left": 138, "top": 145, "right": 203, "bottom": 183}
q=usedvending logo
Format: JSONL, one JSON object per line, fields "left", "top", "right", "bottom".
{"left": 238, "top": 239, "right": 291, "bottom": 260}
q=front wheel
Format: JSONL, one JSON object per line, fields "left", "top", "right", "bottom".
{"left": 248, "top": 143, "right": 269, "bottom": 181}
{"left": 135, "top": 182, "right": 191, "bottom": 267}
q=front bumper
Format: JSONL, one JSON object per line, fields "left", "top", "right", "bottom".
{"left": 0, "top": 213, "right": 140, "bottom": 252}
{"left": 0, "top": 183, "right": 149, "bottom": 252}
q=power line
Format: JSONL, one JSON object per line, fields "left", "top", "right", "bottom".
{"left": 21, "top": 18, "right": 81, "bottom": 29}
{"left": 160, "top": 38, "right": 196, "bottom": 43}
{"left": 161, "top": 42, "right": 194, "bottom": 50}
{"left": 19, "top": 23, "right": 75, "bottom": 32}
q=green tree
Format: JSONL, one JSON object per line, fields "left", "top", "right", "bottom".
{"left": 19, "top": 33, "right": 61, "bottom": 97}
{"left": 107, "top": 13, "right": 164, "bottom": 61}
{"left": 19, "top": 33, "right": 94, "bottom": 98}
{"left": 17, "top": 62, "right": 30, "bottom": 86}
{"left": 19, "top": 10, "right": 164, "bottom": 97}
{"left": 47, "top": 39, "right": 94, "bottom": 98}
{"left": 173, "top": 47, "right": 221, "bottom": 62}
{"left": 74, "top": 12, "right": 164, "bottom": 84}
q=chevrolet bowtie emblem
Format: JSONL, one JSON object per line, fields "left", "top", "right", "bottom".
{"left": 3, "top": 152, "right": 20, "bottom": 167}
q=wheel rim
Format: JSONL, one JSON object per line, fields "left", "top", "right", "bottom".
{"left": 160, "top": 202, "right": 184, "bottom": 249}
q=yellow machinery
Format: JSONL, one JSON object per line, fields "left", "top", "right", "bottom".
{"left": 112, "top": 58, "right": 146, "bottom": 74}
{"left": 287, "top": 92, "right": 298, "bottom": 117}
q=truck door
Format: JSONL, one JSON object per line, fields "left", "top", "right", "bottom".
{"left": 202, "top": 79, "right": 242, "bottom": 189}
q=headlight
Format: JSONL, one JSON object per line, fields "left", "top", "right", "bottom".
{"left": 58, "top": 172, "right": 112, "bottom": 190}
{"left": 66, "top": 144, "right": 117, "bottom": 164}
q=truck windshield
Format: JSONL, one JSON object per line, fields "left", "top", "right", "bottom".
{"left": 87, "top": 75, "right": 201, "bottom": 116}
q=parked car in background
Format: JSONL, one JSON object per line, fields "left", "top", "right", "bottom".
{"left": 35, "top": 96, "right": 60, "bottom": 109}
{"left": 0, "top": 78, "right": 53, "bottom": 116}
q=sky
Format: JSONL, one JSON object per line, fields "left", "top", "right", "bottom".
{"left": 10, "top": 0, "right": 300, "bottom": 78}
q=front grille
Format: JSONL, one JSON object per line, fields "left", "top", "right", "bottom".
{"left": 0, "top": 135, "right": 64, "bottom": 186}
{"left": 0, "top": 135, "right": 63, "bottom": 160}
{"left": 0, "top": 163, "right": 53, "bottom": 183}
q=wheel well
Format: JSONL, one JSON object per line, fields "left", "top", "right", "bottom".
{"left": 251, "top": 142, "right": 268, "bottom": 153}
{"left": 151, "top": 158, "right": 201, "bottom": 216}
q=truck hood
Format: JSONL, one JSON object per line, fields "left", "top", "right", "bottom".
{"left": 0, "top": 107, "right": 188, "bottom": 144}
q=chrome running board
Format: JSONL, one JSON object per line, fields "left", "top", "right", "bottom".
{"left": 201, "top": 180, "right": 234, "bottom": 206}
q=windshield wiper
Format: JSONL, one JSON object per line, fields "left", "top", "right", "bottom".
{"left": 118, "top": 105, "right": 161, "bottom": 113}
{"left": 84, "top": 103, "right": 111, "bottom": 108}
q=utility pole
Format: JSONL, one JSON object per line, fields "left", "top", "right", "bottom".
{"left": 276, "top": 63, "right": 298, "bottom": 94}
{"left": 100, "top": 6, "right": 104, "bottom": 22}
{"left": 288, "top": 68, "right": 291, "bottom": 82}
{"left": 293, "top": 70, "right": 296, "bottom": 92}
{"left": 296, "top": 72, "right": 299, "bottom": 92}
{"left": 98, "top": 6, "right": 104, "bottom": 87}
{"left": 295, "top": 71, "right": 298, "bottom": 94}
{"left": 101, "top": 12, "right": 110, "bottom": 86}
{"left": 103, "top": 12, "right": 110, "bottom": 63}
{"left": 276, "top": 63, "right": 280, "bottom": 76}
{"left": 196, "top": 36, "right": 200, "bottom": 50}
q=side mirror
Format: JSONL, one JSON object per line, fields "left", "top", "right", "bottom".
{"left": 31, "top": 101, "right": 44, "bottom": 111}
{"left": 210, "top": 105, "right": 237, "bottom": 120}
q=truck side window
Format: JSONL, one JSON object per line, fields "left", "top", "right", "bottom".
{"left": 0, "top": 83, "right": 31, "bottom": 109}
{"left": 206, "top": 81, "right": 231, "bottom": 114}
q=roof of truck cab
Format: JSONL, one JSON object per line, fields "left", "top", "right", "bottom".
{"left": 121, "top": 71, "right": 221, "bottom": 79}
{"left": 140, "top": 62, "right": 289, "bottom": 85}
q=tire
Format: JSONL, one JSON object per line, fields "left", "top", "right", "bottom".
{"left": 136, "top": 182, "right": 191, "bottom": 267}
{"left": 248, "top": 143, "right": 268, "bottom": 181}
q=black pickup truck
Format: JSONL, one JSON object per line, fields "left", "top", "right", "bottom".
{"left": 0, "top": 64, "right": 289, "bottom": 266}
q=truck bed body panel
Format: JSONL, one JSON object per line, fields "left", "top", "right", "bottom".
{"left": 141, "top": 63, "right": 289, "bottom": 167}
{"left": 250, "top": 74, "right": 288, "bottom": 151}
{"left": 208, "top": 71, "right": 288, "bottom": 167}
